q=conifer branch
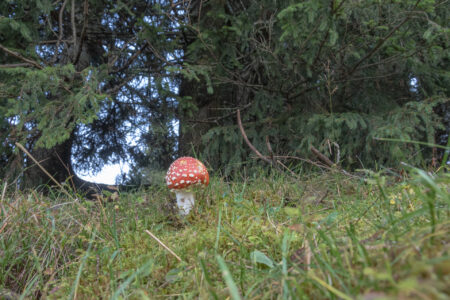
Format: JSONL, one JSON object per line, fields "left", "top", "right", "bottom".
{"left": 347, "top": 0, "right": 422, "bottom": 75}
{"left": 347, "top": 17, "right": 410, "bottom": 76}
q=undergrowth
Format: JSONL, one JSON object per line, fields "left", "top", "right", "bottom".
{"left": 0, "top": 168, "right": 449, "bottom": 299}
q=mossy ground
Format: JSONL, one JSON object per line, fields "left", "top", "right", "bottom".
{"left": 0, "top": 169, "right": 449, "bottom": 299}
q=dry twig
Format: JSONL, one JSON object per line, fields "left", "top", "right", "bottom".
{"left": 1, "top": 180, "right": 6, "bottom": 203}
{"left": 310, "top": 146, "right": 335, "bottom": 168}
{"left": 237, "top": 109, "right": 272, "bottom": 165}
{"left": 73, "top": 0, "right": 89, "bottom": 65}
{"left": 52, "top": 0, "right": 69, "bottom": 64}
{"left": 0, "top": 44, "right": 42, "bottom": 69}
{"left": 145, "top": 229, "right": 183, "bottom": 262}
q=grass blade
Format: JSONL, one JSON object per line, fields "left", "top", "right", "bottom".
{"left": 216, "top": 255, "right": 242, "bottom": 300}
{"left": 309, "top": 271, "right": 352, "bottom": 300}
{"left": 68, "top": 230, "right": 96, "bottom": 300}
{"left": 110, "top": 259, "right": 153, "bottom": 300}
{"left": 214, "top": 208, "right": 222, "bottom": 254}
{"left": 374, "top": 137, "right": 449, "bottom": 150}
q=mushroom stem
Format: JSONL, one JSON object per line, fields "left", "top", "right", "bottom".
{"left": 174, "top": 190, "right": 195, "bottom": 215}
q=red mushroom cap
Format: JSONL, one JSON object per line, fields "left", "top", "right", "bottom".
{"left": 165, "top": 157, "right": 209, "bottom": 190}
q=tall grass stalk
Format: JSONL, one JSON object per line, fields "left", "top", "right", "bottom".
{"left": 68, "top": 230, "right": 96, "bottom": 300}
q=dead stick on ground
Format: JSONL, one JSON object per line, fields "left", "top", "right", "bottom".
{"left": 145, "top": 229, "right": 183, "bottom": 262}
{"left": 310, "top": 146, "right": 335, "bottom": 168}
{"left": 310, "top": 145, "right": 353, "bottom": 177}
{"left": 15, "top": 143, "right": 74, "bottom": 200}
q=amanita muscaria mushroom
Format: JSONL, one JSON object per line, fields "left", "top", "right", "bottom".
{"left": 165, "top": 157, "right": 209, "bottom": 215}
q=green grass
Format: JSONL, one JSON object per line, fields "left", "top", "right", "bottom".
{"left": 0, "top": 169, "right": 449, "bottom": 299}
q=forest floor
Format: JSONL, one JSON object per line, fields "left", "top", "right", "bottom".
{"left": 0, "top": 169, "right": 449, "bottom": 299}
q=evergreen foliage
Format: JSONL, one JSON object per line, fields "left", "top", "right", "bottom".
{"left": 180, "top": 0, "right": 449, "bottom": 174}
{"left": 0, "top": 0, "right": 182, "bottom": 185}
{"left": 0, "top": 0, "right": 448, "bottom": 185}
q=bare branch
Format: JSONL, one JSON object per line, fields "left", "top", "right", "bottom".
{"left": 52, "top": 0, "right": 69, "bottom": 64}
{"left": 73, "top": 0, "right": 89, "bottom": 65}
{"left": 310, "top": 146, "right": 335, "bottom": 168}
{"left": 310, "top": 146, "right": 354, "bottom": 177}
{"left": 276, "top": 160, "right": 299, "bottom": 178}
{"left": 71, "top": 0, "right": 76, "bottom": 49}
{"left": 0, "top": 63, "right": 33, "bottom": 68}
{"left": 261, "top": 155, "right": 333, "bottom": 171}
{"left": 15, "top": 143, "right": 74, "bottom": 200}
{"left": 111, "top": 43, "right": 147, "bottom": 74}
{"left": 265, "top": 136, "right": 274, "bottom": 161}
{"left": 236, "top": 109, "right": 273, "bottom": 164}
{"left": 0, "top": 44, "right": 42, "bottom": 69}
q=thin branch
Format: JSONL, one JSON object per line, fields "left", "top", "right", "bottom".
{"left": 265, "top": 136, "right": 274, "bottom": 161}
{"left": 111, "top": 43, "right": 147, "bottom": 74}
{"left": 0, "top": 44, "right": 42, "bottom": 69}
{"left": 71, "top": 0, "right": 76, "bottom": 49}
{"left": 276, "top": 160, "right": 299, "bottom": 178}
{"left": 237, "top": 109, "right": 272, "bottom": 164}
{"left": 0, "top": 63, "right": 33, "bottom": 68}
{"left": 52, "top": 0, "right": 69, "bottom": 64}
{"left": 73, "top": 0, "right": 89, "bottom": 65}
{"left": 1, "top": 180, "right": 7, "bottom": 203}
{"left": 15, "top": 143, "right": 74, "bottom": 200}
{"left": 261, "top": 154, "right": 333, "bottom": 171}
{"left": 38, "top": 40, "right": 70, "bottom": 44}
{"left": 312, "top": 30, "right": 330, "bottom": 66}
{"left": 310, "top": 146, "right": 354, "bottom": 177}
{"left": 103, "top": 75, "right": 135, "bottom": 95}
{"left": 347, "top": 0, "right": 423, "bottom": 76}
{"left": 310, "top": 146, "right": 335, "bottom": 168}
{"left": 188, "top": 102, "right": 253, "bottom": 125}
{"left": 332, "top": 0, "right": 348, "bottom": 14}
